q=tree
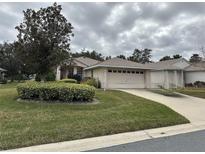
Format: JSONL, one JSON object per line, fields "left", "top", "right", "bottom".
{"left": 189, "top": 54, "right": 202, "bottom": 63}
{"left": 72, "top": 49, "right": 104, "bottom": 61}
{"left": 117, "top": 55, "right": 126, "bottom": 59}
{"left": 173, "top": 54, "right": 182, "bottom": 59}
{"left": 128, "top": 48, "right": 152, "bottom": 64}
{"left": 159, "top": 54, "right": 182, "bottom": 61}
{"left": 0, "top": 42, "right": 22, "bottom": 81}
{"left": 159, "top": 56, "right": 172, "bottom": 61}
{"left": 105, "top": 56, "right": 112, "bottom": 60}
{"left": 15, "top": 3, "right": 74, "bottom": 80}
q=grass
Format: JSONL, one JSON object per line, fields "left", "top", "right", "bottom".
{"left": 0, "top": 82, "right": 19, "bottom": 89}
{"left": 0, "top": 83, "right": 189, "bottom": 150}
{"left": 175, "top": 88, "right": 205, "bottom": 99}
{"left": 150, "top": 89, "right": 182, "bottom": 97}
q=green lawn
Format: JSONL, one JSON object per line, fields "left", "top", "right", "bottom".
{"left": 149, "top": 89, "right": 182, "bottom": 97}
{"left": 176, "top": 88, "right": 205, "bottom": 99}
{"left": 0, "top": 83, "right": 189, "bottom": 150}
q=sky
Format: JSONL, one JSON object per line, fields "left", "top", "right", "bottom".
{"left": 0, "top": 2, "right": 205, "bottom": 61}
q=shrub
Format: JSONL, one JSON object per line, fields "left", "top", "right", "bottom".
{"left": 185, "top": 83, "right": 193, "bottom": 87}
{"left": 72, "top": 74, "right": 82, "bottom": 82}
{"left": 45, "top": 72, "right": 56, "bottom": 81}
{"left": 35, "top": 74, "right": 41, "bottom": 82}
{"left": 194, "top": 81, "right": 205, "bottom": 88}
{"left": 17, "top": 82, "right": 95, "bottom": 102}
{"left": 0, "top": 79, "right": 7, "bottom": 84}
{"left": 58, "top": 78, "right": 77, "bottom": 84}
{"left": 81, "top": 78, "right": 101, "bottom": 88}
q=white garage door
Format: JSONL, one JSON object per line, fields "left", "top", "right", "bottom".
{"left": 107, "top": 69, "right": 145, "bottom": 89}
{"left": 185, "top": 71, "right": 205, "bottom": 83}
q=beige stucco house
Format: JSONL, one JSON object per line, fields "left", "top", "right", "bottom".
{"left": 56, "top": 57, "right": 100, "bottom": 81}
{"left": 56, "top": 57, "right": 205, "bottom": 89}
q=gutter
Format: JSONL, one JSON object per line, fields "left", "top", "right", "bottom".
{"left": 83, "top": 65, "right": 153, "bottom": 70}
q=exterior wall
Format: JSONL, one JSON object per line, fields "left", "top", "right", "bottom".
{"left": 84, "top": 68, "right": 107, "bottom": 88}
{"left": 185, "top": 71, "right": 205, "bottom": 84}
{"left": 150, "top": 70, "right": 184, "bottom": 88}
{"left": 150, "top": 71, "right": 166, "bottom": 88}
{"left": 83, "top": 70, "right": 92, "bottom": 78}
{"left": 73, "top": 67, "right": 77, "bottom": 75}
{"left": 145, "top": 70, "right": 151, "bottom": 88}
{"left": 168, "top": 71, "right": 175, "bottom": 88}
{"left": 56, "top": 66, "right": 61, "bottom": 80}
{"left": 93, "top": 68, "right": 107, "bottom": 89}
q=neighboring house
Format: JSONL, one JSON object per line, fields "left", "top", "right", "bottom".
{"left": 56, "top": 57, "right": 205, "bottom": 89}
{"left": 144, "top": 58, "right": 190, "bottom": 88}
{"left": 0, "top": 68, "right": 7, "bottom": 80}
{"left": 184, "top": 61, "right": 205, "bottom": 84}
{"left": 56, "top": 57, "right": 100, "bottom": 80}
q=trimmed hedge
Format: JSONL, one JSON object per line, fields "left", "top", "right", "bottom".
{"left": 17, "top": 82, "right": 95, "bottom": 102}
{"left": 81, "top": 78, "right": 101, "bottom": 88}
{"left": 58, "top": 78, "right": 77, "bottom": 84}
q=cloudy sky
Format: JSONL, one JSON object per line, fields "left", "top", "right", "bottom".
{"left": 0, "top": 2, "right": 205, "bottom": 61}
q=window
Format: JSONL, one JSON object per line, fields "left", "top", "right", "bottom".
{"left": 127, "top": 70, "right": 130, "bottom": 73}
{"left": 123, "top": 70, "right": 126, "bottom": 73}
{"left": 132, "top": 71, "right": 135, "bottom": 74}
{"left": 140, "top": 71, "right": 144, "bottom": 74}
{"left": 108, "top": 70, "right": 112, "bottom": 73}
{"left": 113, "top": 70, "right": 117, "bottom": 73}
{"left": 118, "top": 70, "right": 122, "bottom": 73}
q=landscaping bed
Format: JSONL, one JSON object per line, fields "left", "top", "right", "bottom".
{"left": 0, "top": 84, "right": 189, "bottom": 150}
{"left": 175, "top": 88, "right": 205, "bottom": 99}
{"left": 150, "top": 89, "right": 183, "bottom": 97}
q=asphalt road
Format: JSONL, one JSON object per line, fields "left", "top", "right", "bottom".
{"left": 88, "top": 129, "right": 205, "bottom": 152}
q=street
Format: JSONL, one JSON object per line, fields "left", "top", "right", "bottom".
{"left": 89, "top": 129, "right": 205, "bottom": 152}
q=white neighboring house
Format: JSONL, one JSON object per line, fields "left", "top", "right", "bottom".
{"left": 0, "top": 68, "right": 7, "bottom": 80}
{"left": 56, "top": 57, "right": 205, "bottom": 89}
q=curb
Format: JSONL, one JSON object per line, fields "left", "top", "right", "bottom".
{"left": 6, "top": 122, "right": 205, "bottom": 152}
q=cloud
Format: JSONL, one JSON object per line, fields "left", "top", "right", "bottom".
{"left": 0, "top": 2, "right": 205, "bottom": 61}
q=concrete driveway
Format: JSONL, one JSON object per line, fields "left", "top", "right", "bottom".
{"left": 119, "top": 89, "right": 205, "bottom": 125}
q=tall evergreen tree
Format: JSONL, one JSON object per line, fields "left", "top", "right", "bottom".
{"left": 15, "top": 3, "right": 74, "bottom": 79}
{"left": 128, "top": 48, "right": 152, "bottom": 63}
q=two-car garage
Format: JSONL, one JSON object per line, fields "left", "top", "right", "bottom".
{"left": 84, "top": 57, "right": 150, "bottom": 89}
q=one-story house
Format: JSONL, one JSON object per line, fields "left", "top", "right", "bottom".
{"left": 56, "top": 57, "right": 205, "bottom": 89}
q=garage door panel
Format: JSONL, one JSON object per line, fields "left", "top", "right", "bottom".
{"left": 107, "top": 71, "right": 145, "bottom": 88}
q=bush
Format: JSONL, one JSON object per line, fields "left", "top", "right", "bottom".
{"left": 45, "top": 72, "right": 56, "bottom": 81}
{"left": 58, "top": 78, "right": 77, "bottom": 84}
{"left": 35, "top": 74, "right": 41, "bottom": 82}
{"left": 17, "top": 82, "right": 95, "bottom": 102}
{"left": 185, "top": 83, "right": 193, "bottom": 87}
{"left": 0, "top": 79, "right": 7, "bottom": 84}
{"left": 81, "top": 78, "right": 101, "bottom": 88}
{"left": 72, "top": 74, "right": 82, "bottom": 82}
{"left": 194, "top": 81, "right": 205, "bottom": 88}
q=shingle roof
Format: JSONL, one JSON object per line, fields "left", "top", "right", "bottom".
{"left": 185, "top": 62, "right": 205, "bottom": 71}
{"left": 144, "top": 58, "right": 187, "bottom": 70}
{"left": 84, "top": 57, "right": 152, "bottom": 70}
{"left": 74, "top": 57, "right": 100, "bottom": 67}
